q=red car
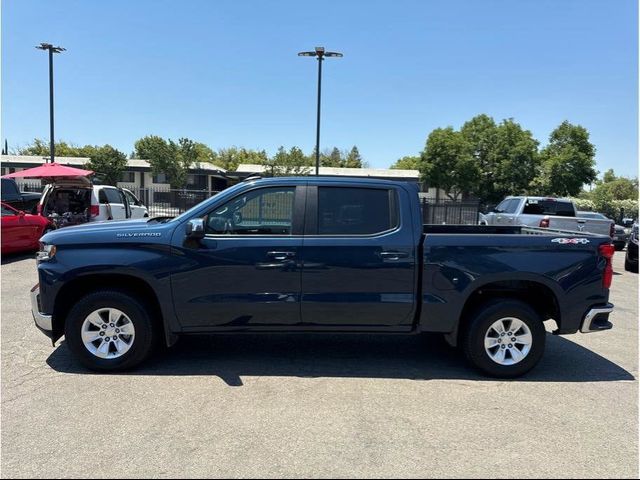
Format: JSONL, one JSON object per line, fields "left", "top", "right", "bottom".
{"left": 1, "top": 202, "right": 54, "bottom": 255}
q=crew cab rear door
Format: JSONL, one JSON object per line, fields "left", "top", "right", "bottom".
{"left": 300, "top": 183, "right": 417, "bottom": 329}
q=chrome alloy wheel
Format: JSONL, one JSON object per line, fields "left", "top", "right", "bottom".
{"left": 80, "top": 308, "right": 135, "bottom": 359}
{"left": 484, "top": 317, "right": 533, "bottom": 366}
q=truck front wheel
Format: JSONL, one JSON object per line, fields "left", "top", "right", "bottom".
{"left": 462, "top": 300, "right": 546, "bottom": 378}
{"left": 64, "top": 290, "right": 156, "bottom": 372}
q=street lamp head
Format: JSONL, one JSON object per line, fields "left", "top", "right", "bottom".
{"left": 36, "top": 43, "right": 65, "bottom": 53}
{"left": 298, "top": 47, "right": 343, "bottom": 59}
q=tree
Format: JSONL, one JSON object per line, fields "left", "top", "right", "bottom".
{"left": 134, "top": 135, "right": 183, "bottom": 187}
{"left": 321, "top": 147, "right": 343, "bottom": 167}
{"left": 267, "top": 146, "right": 312, "bottom": 176}
{"left": 420, "top": 127, "right": 479, "bottom": 200}
{"left": 193, "top": 142, "right": 218, "bottom": 165}
{"left": 18, "top": 138, "right": 99, "bottom": 158}
{"left": 535, "top": 121, "right": 597, "bottom": 197}
{"left": 460, "top": 114, "right": 498, "bottom": 202}
{"left": 216, "top": 147, "right": 268, "bottom": 171}
{"left": 390, "top": 155, "right": 420, "bottom": 170}
{"left": 343, "top": 146, "right": 364, "bottom": 168}
{"left": 86, "top": 145, "right": 128, "bottom": 185}
{"left": 488, "top": 119, "right": 540, "bottom": 202}
{"left": 602, "top": 168, "right": 617, "bottom": 184}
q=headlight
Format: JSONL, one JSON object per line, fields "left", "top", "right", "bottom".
{"left": 36, "top": 244, "right": 57, "bottom": 263}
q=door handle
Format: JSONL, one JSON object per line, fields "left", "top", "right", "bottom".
{"left": 267, "top": 251, "right": 296, "bottom": 261}
{"left": 379, "top": 251, "right": 409, "bottom": 261}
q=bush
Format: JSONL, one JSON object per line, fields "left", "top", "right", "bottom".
{"left": 570, "top": 197, "right": 638, "bottom": 223}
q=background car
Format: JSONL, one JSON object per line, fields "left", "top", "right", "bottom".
{"left": 483, "top": 197, "right": 614, "bottom": 237}
{"left": 1, "top": 202, "right": 54, "bottom": 254}
{"left": 1, "top": 178, "right": 41, "bottom": 213}
{"left": 625, "top": 223, "right": 638, "bottom": 273}
{"left": 38, "top": 180, "right": 149, "bottom": 228}
{"left": 577, "top": 211, "right": 629, "bottom": 250}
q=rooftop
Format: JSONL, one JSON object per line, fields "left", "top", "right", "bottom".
{"left": 0, "top": 155, "right": 227, "bottom": 173}
{"left": 235, "top": 164, "right": 420, "bottom": 178}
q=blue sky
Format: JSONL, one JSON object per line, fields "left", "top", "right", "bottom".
{"left": 2, "top": 0, "right": 638, "bottom": 176}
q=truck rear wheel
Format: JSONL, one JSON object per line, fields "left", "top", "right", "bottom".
{"left": 462, "top": 300, "right": 546, "bottom": 378}
{"left": 64, "top": 290, "right": 156, "bottom": 372}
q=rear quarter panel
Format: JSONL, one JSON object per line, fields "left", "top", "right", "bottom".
{"left": 420, "top": 233, "right": 611, "bottom": 334}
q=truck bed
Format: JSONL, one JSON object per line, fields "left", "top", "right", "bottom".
{"left": 419, "top": 224, "right": 611, "bottom": 336}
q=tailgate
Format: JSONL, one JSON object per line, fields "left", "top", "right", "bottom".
{"left": 548, "top": 217, "right": 612, "bottom": 236}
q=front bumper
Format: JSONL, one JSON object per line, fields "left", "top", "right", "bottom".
{"left": 580, "top": 303, "right": 614, "bottom": 333}
{"left": 31, "top": 284, "right": 53, "bottom": 338}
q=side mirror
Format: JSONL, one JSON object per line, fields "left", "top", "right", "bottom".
{"left": 18, "top": 210, "right": 26, "bottom": 217}
{"left": 186, "top": 218, "right": 205, "bottom": 240}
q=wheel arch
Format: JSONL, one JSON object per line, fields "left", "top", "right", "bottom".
{"left": 446, "top": 277, "right": 562, "bottom": 347}
{"left": 51, "top": 273, "right": 173, "bottom": 346}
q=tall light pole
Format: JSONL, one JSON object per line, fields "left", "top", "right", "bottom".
{"left": 298, "top": 47, "right": 343, "bottom": 175}
{"left": 36, "top": 43, "right": 65, "bottom": 164}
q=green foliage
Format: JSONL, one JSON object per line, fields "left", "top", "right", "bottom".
{"left": 535, "top": 121, "right": 597, "bottom": 197}
{"left": 266, "top": 146, "right": 313, "bottom": 176}
{"left": 420, "top": 127, "right": 479, "bottom": 200}
{"left": 18, "top": 138, "right": 99, "bottom": 158}
{"left": 134, "top": 135, "right": 197, "bottom": 188}
{"left": 193, "top": 142, "right": 218, "bottom": 164}
{"left": 489, "top": 119, "right": 540, "bottom": 202}
{"left": 320, "top": 147, "right": 343, "bottom": 167}
{"left": 343, "top": 146, "right": 364, "bottom": 168}
{"left": 215, "top": 147, "right": 268, "bottom": 171}
{"left": 576, "top": 170, "right": 639, "bottom": 221}
{"left": 390, "top": 155, "right": 420, "bottom": 170}
{"left": 134, "top": 135, "right": 177, "bottom": 185}
{"left": 460, "top": 114, "right": 498, "bottom": 201}
{"left": 86, "top": 145, "right": 127, "bottom": 185}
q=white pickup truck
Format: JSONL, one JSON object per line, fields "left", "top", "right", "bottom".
{"left": 480, "top": 196, "right": 614, "bottom": 238}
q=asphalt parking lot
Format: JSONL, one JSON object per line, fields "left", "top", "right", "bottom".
{"left": 1, "top": 252, "right": 638, "bottom": 478}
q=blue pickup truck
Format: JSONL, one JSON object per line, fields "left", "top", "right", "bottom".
{"left": 31, "top": 177, "right": 615, "bottom": 377}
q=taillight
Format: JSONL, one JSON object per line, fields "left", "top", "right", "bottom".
{"left": 539, "top": 218, "right": 550, "bottom": 228}
{"left": 599, "top": 243, "right": 615, "bottom": 289}
{"left": 609, "top": 223, "right": 615, "bottom": 238}
{"left": 90, "top": 205, "right": 99, "bottom": 217}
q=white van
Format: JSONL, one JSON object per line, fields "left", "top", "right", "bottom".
{"left": 38, "top": 179, "right": 149, "bottom": 228}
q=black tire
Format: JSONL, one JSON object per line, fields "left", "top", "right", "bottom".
{"left": 625, "top": 258, "right": 638, "bottom": 273}
{"left": 64, "top": 290, "right": 156, "bottom": 372}
{"left": 462, "top": 300, "right": 546, "bottom": 378}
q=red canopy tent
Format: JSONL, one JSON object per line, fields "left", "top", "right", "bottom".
{"left": 2, "top": 162, "right": 94, "bottom": 180}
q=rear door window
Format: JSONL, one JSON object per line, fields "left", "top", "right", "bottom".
{"left": 317, "top": 187, "right": 398, "bottom": 235}
{"left": 100, "top": 188, "right": 124, "bottom": 204}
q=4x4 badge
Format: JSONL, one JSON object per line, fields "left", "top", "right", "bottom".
{"left": 552, "top": 238, "right": 590, "bottom": 245}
